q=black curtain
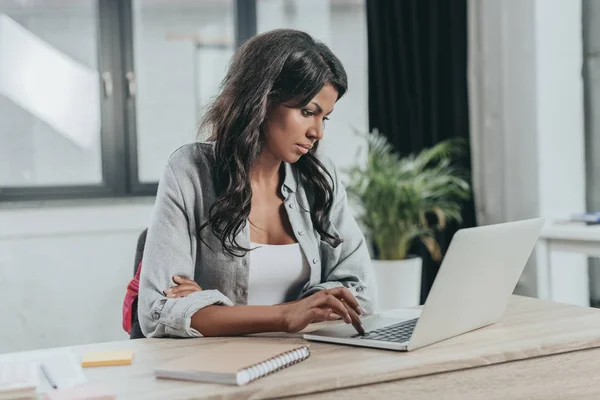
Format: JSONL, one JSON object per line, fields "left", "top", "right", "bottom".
{"left": 366, "top": 0, "right": 476, "bottom": 303}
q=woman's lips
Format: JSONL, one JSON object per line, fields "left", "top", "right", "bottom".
{"left": 296, "top": 144, "right": 310, "bottom": 154}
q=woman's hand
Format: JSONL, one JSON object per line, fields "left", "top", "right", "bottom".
{"left": 164, "top": 276, "right": 202, "bottom": 298}
{"left": 279, "top": 287, "right": 364, "bottom": 335}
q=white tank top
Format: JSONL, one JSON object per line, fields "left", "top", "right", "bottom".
{"left": 246, "top": 242, "right": 311, "bottom": 305}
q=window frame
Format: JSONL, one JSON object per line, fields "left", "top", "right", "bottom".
{"left": 0, "top": 0, "right": 256, "bottom": 202}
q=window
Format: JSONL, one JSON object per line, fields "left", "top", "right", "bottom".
{"left": 0, "top": 0, "right": 249, "bottom": 201}
{"left": 130, "top": 0, "right": 235, "bottom": 184}
{"left": 0, "top": 1, "right": 103, "bottom": 191}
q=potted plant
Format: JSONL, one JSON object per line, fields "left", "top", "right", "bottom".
{"left": 346, "top": 129, "right": 471, "bottom": 311}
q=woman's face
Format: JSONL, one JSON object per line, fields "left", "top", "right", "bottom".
{"left": 263, "top": 83, "right": 338, "bottom": 163}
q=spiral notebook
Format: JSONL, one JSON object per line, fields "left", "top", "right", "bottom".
{"left": 154, "top": 341, "right": 310, "bottom": 386}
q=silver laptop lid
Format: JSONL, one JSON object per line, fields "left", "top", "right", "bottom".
{"left": 407, "top": 218, "right": 545, "bottom": 351}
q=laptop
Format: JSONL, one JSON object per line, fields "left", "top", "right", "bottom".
{"left": 303, "top": 218, "right": 545, "bottom": 352}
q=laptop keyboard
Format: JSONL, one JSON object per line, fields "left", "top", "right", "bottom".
{"left": 354, "top": 318, "right": 418, "bottom": 343}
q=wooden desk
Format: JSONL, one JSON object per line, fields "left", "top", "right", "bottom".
{"left": 300, "top": 347, "right": 600, "bottom": 400}
{"left": 5, "top": 296, "right": 600, "bottom": 399}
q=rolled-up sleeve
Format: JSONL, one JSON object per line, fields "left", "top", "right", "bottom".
{"left": 139, "top": 161, "right": 233, "bottom": 338}
{"left": 302, "top": 158, "right": 378, "bottom": 314}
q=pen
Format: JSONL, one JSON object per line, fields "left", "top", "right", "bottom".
{"left": 40, "top": 363, "right": 58, "bottom": 389}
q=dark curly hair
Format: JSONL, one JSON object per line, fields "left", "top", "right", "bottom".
{"left": 200, "top": 29, "right": 348, "bottom": 257}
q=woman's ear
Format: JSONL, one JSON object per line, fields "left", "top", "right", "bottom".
{"left": 261, "top": 101, "right": 278, "bottom": 133}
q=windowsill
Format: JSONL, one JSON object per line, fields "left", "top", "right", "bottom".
{"left": 0, "top": 195, "right": 155, "bottom": 211}
{"left": 0, "top": 196, "right": 156, "bottom": 239}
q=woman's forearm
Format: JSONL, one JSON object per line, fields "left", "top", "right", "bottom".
{"left": 191, "top": 304, "right": 286, "bottom": 336}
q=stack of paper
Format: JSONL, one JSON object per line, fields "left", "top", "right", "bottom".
{"left": 0, "top": 360, "right": 39, "bottom": 400}
{"left": 0, "top": 348, "right": 87, "bottom": 395}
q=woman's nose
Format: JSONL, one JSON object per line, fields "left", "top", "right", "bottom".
{"left": 308, "top": 125, "right": 324, "bottom": 141}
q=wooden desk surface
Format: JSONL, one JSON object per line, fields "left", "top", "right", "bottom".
{"left": 299, "top": 346, "right": 600, "bottom": 400}
{"left": 6, "top": 296, "right": 600, "bottom": 399}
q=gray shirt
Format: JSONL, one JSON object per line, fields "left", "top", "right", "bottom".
{"left": 139, "top": 142, "right": 376, "bottom": 338}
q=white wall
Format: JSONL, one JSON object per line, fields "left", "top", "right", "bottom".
{"left": 468, "top": 0, "right": 588, "bottom": 305}
{"left": 0, "top": 201, "right": 153, "bottom": 353}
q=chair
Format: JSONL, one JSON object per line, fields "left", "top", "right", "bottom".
{"left": 129, "top": 229, "right": 147, "bottom": 339}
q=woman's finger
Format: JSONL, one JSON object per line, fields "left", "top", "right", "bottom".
{"left": 311, "top": 292, "right": 352, "bottom": 324}
{"left": 323, "top": 307, "right": 341, "bottom": 321}
{"left": 328, "top": 287, "right": 363, "bottom": 316}
{"left": 164, "top": 284, "right": 201, "bottom": 297}
{"left": 340, "top": 299, "right": 365, "bottom": 335}
{"left": 174, "top": 290, "right": 197, "bottom": 298}
{"left": 314, "top": 290, "right": 363, "bottom": 334}
{"left": 172, "top": 276, "right": 203, "bottom": 290}
{"left": 172, "top": 275, "right": 198, "bottom": 285}
{"left": 170, "top": 284, "right": 201, "bottom": 293}
{"left": 317, "top": 307, "right": 341, "bottom": 321}
{"left": 328, "top": 313, "right": 342, "bottom": 321}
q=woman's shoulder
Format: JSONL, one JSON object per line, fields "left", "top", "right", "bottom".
{"left": 167, "top": 141, "right": 215, "bottom": 166}
{"left": 163, "top": 142, "right": 216, "bottom": 187}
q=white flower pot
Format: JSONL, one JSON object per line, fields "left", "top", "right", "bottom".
{"left": 372, "top": 256, "right": 422, "bottom": 311}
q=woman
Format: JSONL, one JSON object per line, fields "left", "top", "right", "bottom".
{"left": 137, "top": 29, "right": 376, "bottom": 338}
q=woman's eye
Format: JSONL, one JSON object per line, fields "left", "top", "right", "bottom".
{"left": 323, "top": 117, "right": 330, "bottom": 122}
{"left": 301, "top": 109, "right": 314, "bottom": 117}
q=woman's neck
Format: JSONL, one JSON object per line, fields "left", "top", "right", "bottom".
{"left": 250, "top": 149, "right": 283, "bottom": 193}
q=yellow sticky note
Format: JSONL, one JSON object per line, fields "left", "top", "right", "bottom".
{"left": 81, "top": 350, "right": 133, "bottom": 367}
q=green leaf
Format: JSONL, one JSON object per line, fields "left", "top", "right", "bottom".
{"left": 345, "top": 129, "right": 471, "bottom": 260}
